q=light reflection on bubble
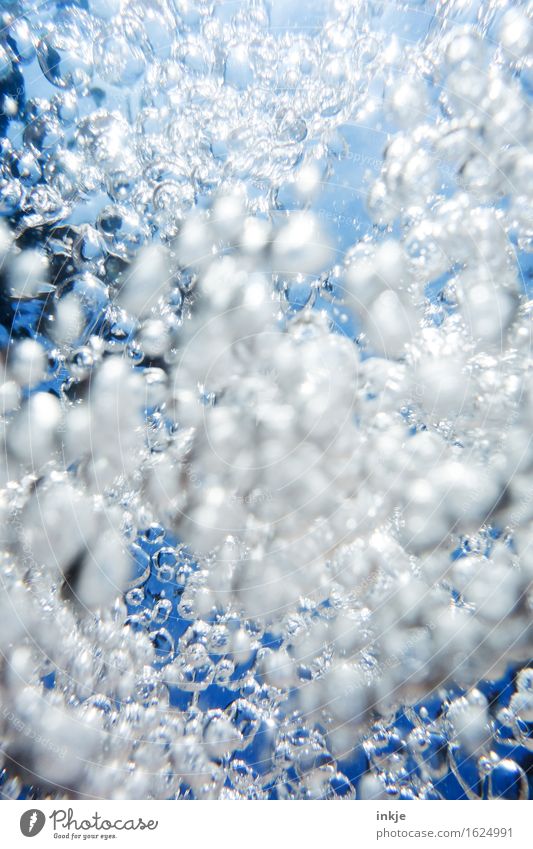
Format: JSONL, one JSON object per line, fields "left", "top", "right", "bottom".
{"left": 0, "top": 0, "right": 531, "bottom": 802}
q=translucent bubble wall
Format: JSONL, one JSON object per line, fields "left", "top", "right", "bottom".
{"left": 0, "top": 0, "right": 532, "bottom": 801}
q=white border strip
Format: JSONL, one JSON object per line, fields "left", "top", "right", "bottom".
{"left": 1, "top": 800, "right": 529, "bottom": 848}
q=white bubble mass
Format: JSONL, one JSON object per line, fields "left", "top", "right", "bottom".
{"left": 0, "top": 0, "right": 531, "bottom": 803}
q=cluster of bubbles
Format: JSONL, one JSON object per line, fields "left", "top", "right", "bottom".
{"left": 0, "top": 0, "right": 532, "bottom": 800}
